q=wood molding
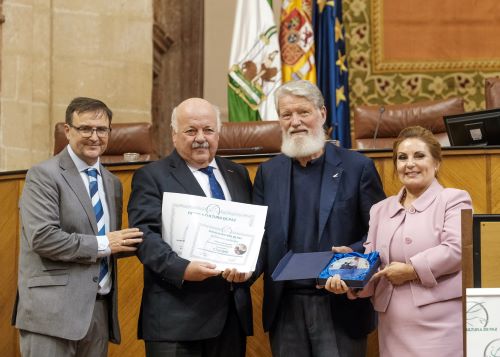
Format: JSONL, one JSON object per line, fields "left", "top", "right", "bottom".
{"left": 152, "top": 23, "right": 173, "bottom": 78}
{"left": 152, "top": 0, "right": 204, "bottom": 157}
{"left": 461, "top": 209, "right": 473, "bottom": 354}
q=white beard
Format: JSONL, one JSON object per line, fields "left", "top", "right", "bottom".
{"left": 281, "top": 127, "right": 325, "bottom": 159}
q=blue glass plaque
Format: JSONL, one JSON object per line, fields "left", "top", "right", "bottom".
{"left": 317, "top": 252, "right": 381, "bottom": 287}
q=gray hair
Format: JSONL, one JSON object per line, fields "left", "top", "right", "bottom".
{"left": 171, "top": 104, "right": 222, "bottom": 133}
{"left": 274, "top": 80, "right": 325, "bottom": 111}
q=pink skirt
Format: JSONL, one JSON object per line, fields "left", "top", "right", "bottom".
{"left": 377, "top": 283, "right": 462, "bottom": 357}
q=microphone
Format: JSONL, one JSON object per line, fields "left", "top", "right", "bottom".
{"left": 216, "top": 146, "right": 265, "bottom": 155}
{"left": 372, "top": 106, "right": 385, "bottom": 149}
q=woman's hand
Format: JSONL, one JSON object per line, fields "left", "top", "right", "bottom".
{"left": 372, "top": 262, "right": 418, "bottom": 286}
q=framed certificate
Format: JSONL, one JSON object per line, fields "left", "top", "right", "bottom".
{"left": 161, "top": 192, "right": 267, "bottom": 272}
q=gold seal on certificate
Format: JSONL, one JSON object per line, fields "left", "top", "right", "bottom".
{"left": 234, "top": 243, "right": 248, "bottom": 255}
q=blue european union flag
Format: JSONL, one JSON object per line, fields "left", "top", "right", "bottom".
{"left": 313, "top": 0, "right": 351, "bottom": 148}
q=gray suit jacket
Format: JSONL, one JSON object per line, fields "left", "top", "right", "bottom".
{"left": 12, "top": 148, "right": 122, "bottom": 343}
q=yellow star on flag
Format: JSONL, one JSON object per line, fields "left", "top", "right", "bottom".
{"left": 336, "top": 86, "right": 346, "bottom": 106}
{"left": 336, "top": 50, "right": 347, "bottom": 73}
{"left": 335, "top": 18, "right": 344, "bottom": 42}
{"left": 317, "top": 0, "right": 335, "bottom": 13}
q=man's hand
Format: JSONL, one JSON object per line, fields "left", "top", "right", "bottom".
{"left": 221, "top": 268, "right": 252, "bottom": 283}
{"left": 108, "top": 228, "right": 143, "bottom": 254}
{"left": 323, "top": 274, "right": 349, "bottom": 294}
{"left": 371, "top": 262, "right": 417, "bottom": 286}
{"left": 183, "top": 261, "right": 221, "bottom": 282}
{"left": 331, "top": 245, "right": 353, "bottom": 254}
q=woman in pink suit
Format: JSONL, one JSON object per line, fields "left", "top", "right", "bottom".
{"left": 325, "top": 126, "right": 472, "bottom": 356}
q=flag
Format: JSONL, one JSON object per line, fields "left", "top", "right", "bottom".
{"left": 314, "top": 0, "right": 351, "bottom": 147}
{"left": 280, "top": 0, "right": 316, "bottom": 83}
{"left": 228, "top": 0, "right": 281, "bottom": 121}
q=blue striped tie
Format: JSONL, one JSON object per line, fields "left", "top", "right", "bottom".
{"left": 86, "top": 168, "right": 108, "bottom": 285}
{"left": 199, "top": 166, "right": 226, "bottom": 200}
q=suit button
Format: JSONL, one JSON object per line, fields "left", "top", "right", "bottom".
{"left": 408, "top": 207, "right": 416, "bottom": 214}
{"left": 404, "top": 237, "right": 413, "bottom": 244}
{"left": 93, "top": 276, "right": 99, "bottom": 283}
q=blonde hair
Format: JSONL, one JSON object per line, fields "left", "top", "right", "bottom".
{"left": 392, "top": 126, "right": 442, "bottom": 172}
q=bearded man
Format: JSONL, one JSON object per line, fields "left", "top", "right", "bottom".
{"left": 252, "top": 80, "right": 385, "bottom": 357}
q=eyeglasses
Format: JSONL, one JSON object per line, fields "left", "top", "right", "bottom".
{"left": 69, "top": 124, "right": 111, "bottom": 138}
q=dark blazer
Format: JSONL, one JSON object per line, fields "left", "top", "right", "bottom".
{"left": 253, "top": 142, "right": 385, "bottom": 338}
{"left": 13, "top": 148, "right": 122, "bottom": 343}
{"left": 127, "top": 150, "right": 253, "bottom": 341}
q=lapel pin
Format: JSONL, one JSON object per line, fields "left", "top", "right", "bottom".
{"left": 333, "top": 173, "right": 340, "bottom": 178}
{"left": 227, "top": 169, "right": 235, "bottom": 173}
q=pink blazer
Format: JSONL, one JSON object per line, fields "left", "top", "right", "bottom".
{"left": 361, "top": 179, "right": 472, "bottom": 312}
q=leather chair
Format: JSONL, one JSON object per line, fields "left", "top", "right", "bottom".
{"left": 217, "top": 121, "right": 282, "bottom": 155}
{"left": 485, "top": 77, "right": 500, "bottom": 109}
{"left": 353, "top": 97, "right": 465, "bottom": 149}
{"left": 54, "top": 122, "right": 157, "bottom": 163}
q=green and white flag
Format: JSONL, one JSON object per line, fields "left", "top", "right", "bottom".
{"left": 228, "top": 0, "right": 281, "bottom": 122}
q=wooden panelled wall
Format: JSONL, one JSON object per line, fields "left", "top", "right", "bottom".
{"left": 1, "top": 148, "right": 499, "bottom": 357}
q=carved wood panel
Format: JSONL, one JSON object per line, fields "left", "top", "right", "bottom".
{"left": 152, "top": 0, "right": 204, "bottom": 157}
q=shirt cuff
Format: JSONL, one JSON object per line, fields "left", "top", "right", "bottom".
{"left": 96, "top": 235, "right": 111, "bottom": 257}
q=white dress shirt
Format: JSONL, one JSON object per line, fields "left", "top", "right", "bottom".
{"left": 67, "top": 145, "right": 112, "bottom": 295}
{"left": 187, "top": 159, "right": 232, "bottom": 201}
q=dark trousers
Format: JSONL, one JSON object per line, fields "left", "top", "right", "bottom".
{"left": 145, "top": 298, "right": 246, "bottom": 357}
{"left": 269, "top": 294, "right": 367, "bottom": 357}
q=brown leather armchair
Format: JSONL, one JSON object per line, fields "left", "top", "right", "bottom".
{"left": 54, "top": 122, "right": 158, "bottom": 163}
{"left": 217, "top": 121, "right": 282, "bottom": 155}
{"left": 353, "top": 97, "right": 465, "bottom": 149}
{"left": 485, "top": 77, "right": 500, "bottom": 109}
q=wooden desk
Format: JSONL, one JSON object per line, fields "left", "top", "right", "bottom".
{"left": 232, "top": 147, "right": 500, "bottom": 215}
{"left": 1, "top": 147, "right": 499, "bottom": 356}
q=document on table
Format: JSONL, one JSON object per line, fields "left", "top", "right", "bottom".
{"left": 162, "top": 192, "right": 267, "bottom": 272}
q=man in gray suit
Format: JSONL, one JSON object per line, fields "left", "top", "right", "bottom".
{"left": 13, "top": 97, "right": 143, "bottom": 357}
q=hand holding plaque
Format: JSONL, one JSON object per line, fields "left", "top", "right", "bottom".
{"left": 271, "top": 251, "right": 380, "bottom": 288}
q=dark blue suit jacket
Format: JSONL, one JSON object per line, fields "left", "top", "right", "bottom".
{"left": 253, "top": 143, "right": 385, "bottom": 337}
{"left": 127, "top": 150, "right": 253, "bottom": 341}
